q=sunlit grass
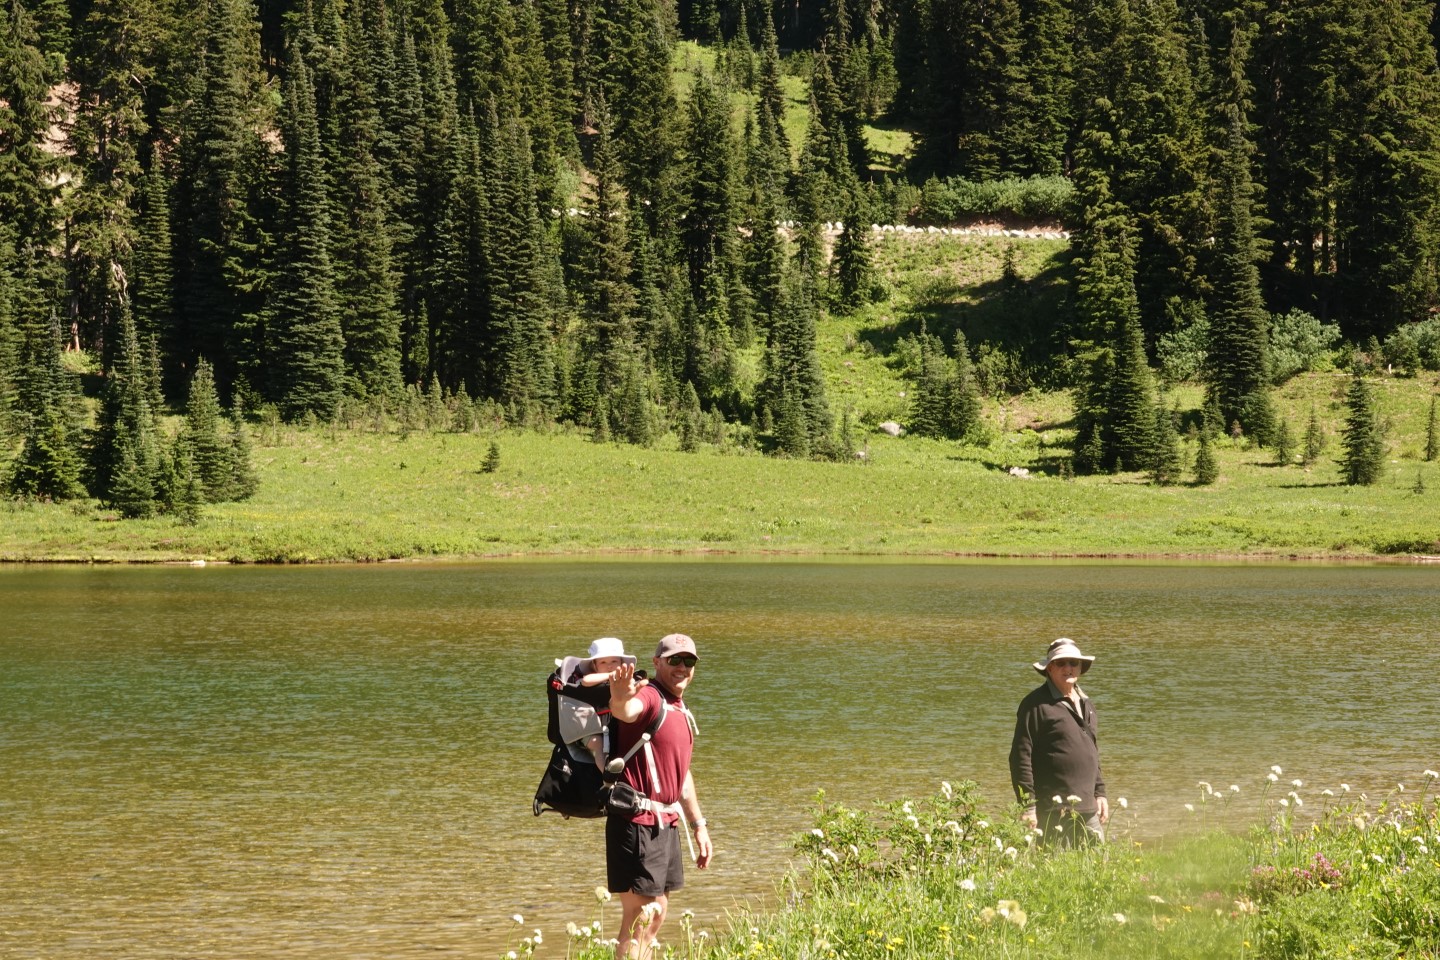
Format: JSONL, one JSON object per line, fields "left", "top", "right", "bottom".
{"left": 535, "top": 772, "right": 1440, "bottom": 960}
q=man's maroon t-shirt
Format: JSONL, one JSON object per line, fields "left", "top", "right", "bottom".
{"left": 613, "top": 682, "right": 694, "bottom": 826}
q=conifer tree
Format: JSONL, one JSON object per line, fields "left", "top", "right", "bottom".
{"left": 758, "top": 270, "right": 831, "bottom": 454}
{"left": 487, "top": 116, "right": 558, "bottom": 410}
{"left": 165, "top": 438, "right": 203, "bottom": 524}
{"left": 180, "top": 359, "right": 235, "bottom": 503}
{"left": 1070, "top": 160, "right": 1155, "bottom": 473}
{"left": 1071, "top": 0, "right": 1210, "bottom": 330}
{"left": 132, "top": 145, "right": 176, "bottom": 375}
{"left": 329, "top": 0, "right": 404, "bottom": 402}
{"left": 227, "top": 409, "right": 260, "bottom": 501}
{"left": 677, "top": 379, "right": 702, "bottom": 452}
{"left": 832, "top": 201, "right": 874, "bottom": 311}
{"left": 591, "top": 0, "right": 680, "bottom": 227}
{"left": 482, "top": 438, "right": 501, "bottom": 472}
{"left": 1273, "top": 420, "right": 1295, "bottom": 465}
{"left": 1303, "top": 406, "right": 1325, "bottom": 465}
{"left": 1149, "top": 404, "right": 1183, "bottom": 485}
{"left": 1206, "top": 108, "right": 1275, "bottom": 445}
{"left": 742, "top": 108, "right": 789, "bottom": 335}
{"left": 680, "top": 72, "right": 742, "bottom": 310}
{"left": 64, "top": 0, "right": 163, "bottom": 356}
{"left": 172, "top": 0, "right": 275, "bottom": 397}
{"left": 908, "top": 324, "right": 949, "bottom": 439}
{"left": 575, "top": 100, "right": 637, "bottom": 399}
{"left": 1340, "top": 371, "right": 1386, "bottom": 486}
{"left": 273, "top": 51, "right": 345, "bottom": 420}
{"left": 87, "top": 307, "right": 162, "bottom": 512}
{"left": 1425, "top": 396, "right": 1438, "bottom": 462}
{"left": 1193, "top": 429, "right": 1219, "bottom": 485}
{"left": 756, "top": 8, "right": 790, "bottom": 161}
{"left": 1331, "top": 0, "right": 1440, "bottom": 334}
{"left": 6, "top": 309, "right": 85, "bottom": 501}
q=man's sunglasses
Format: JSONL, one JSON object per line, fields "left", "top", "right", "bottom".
{"left": 665, "top": 655, "right": 698, "bottom": 668}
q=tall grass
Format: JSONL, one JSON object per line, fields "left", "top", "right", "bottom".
{"left": 538, "top": 773, "right": 1440, "bottom": 960}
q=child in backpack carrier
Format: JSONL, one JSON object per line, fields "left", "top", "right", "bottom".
{"left": 553, "top": 637, "right": 647, "bottom": 772}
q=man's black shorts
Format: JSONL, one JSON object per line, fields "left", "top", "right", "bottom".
{"left": 606, "top": 816, "right": 685, "bottom": 896}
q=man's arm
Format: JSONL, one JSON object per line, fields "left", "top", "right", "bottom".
{"left": 1009, "top": 703, "right": 1037, "bottom": 828}
{"left": 679, "top": 769, "right": 713, "bottom": 869}
{"left": 608, "top": 661, "right": 644, "bottom": 723}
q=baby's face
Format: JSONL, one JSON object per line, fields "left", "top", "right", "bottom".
{"left": 591, "top": 656, "right": 623, "bottom": 674}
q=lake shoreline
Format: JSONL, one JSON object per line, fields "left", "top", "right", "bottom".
{"left": 4, "top": 545, "right": 1440, "bottom": 565}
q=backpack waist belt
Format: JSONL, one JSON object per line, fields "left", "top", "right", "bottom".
{"left": 632, "top": 797, "right": 696, "bottom": 862}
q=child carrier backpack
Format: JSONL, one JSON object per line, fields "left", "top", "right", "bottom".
{"left": 532, "top": 666, "right": 663, "bottom": 818}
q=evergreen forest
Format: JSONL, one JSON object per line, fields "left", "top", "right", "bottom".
{"left": 5, "top": 0, "right": 1440, "bottom": 517}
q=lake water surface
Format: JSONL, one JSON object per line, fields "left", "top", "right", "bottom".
{"left": 2, "top": 561, "right": 1438, "bottom": 958}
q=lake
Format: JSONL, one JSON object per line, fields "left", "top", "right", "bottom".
{"left": 2, "top": 560, "right": 1437, "bottom": 958}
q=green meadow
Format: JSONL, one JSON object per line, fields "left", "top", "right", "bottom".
{"left": 1, "top": 368, "right": 1436, "bottom": 563}
{"left": 525, "top": 776, "right": 1440, "bottom": 960}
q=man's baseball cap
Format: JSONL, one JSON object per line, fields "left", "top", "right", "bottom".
{"left": 655, "top": 633, "right": 699, "bottom": 660}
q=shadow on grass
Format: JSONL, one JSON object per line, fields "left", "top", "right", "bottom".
{"left": 858, "top": 248, "right": 1076, "bottom": 378}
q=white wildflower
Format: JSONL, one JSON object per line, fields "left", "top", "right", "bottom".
{"left": 507, "top": 952, "right": 517, "bottom": 959}
{"left": 1341, "top": 784, "right": 1351, "bottom": 793}
{"left": 945, "top": 820, "right": 961, "bottom": 834}
{"left": 902, "top": 801, "right": 914, "bottom": 814}
{"left": 566, "top": 922, "right": 580, "bottom": 938}
{"left": 979, "top": 908, "right": 997, "bottom": 924}
{"left": 941, "top": 781, "right": 954, "bottom": 799}
{"left": 1198, "top": 781, "right": 1212, "bottom": 792}
{"left": 906, "top": 815, "right": 921, "bottom": 829}
{"left": 1051, "top": 795, "right": 1064, "bottom": 805}
{"left": 1271, "top": 765, "right": 1283, "bottom": 776}
{"left": 1322, "top": 789, "right": 1334, "bottom": 797}
{"left": 1424, "top": 770, "right": 1439, "bottom": 781}
{"left": 1354, "top": 816, "right": 1367, "bottom": 831}
{"left": 640, "top": 903, "right": 663, "bottom": 922}
{"left": 811, "top": 828, "right": 824, "bottom": 838}
{"left": 595, "top": 887, "right": 612, "bottom": 903}
{"left": 1148, "top": 895, "right": 1166, "bottom": 904}
{"left": 1267, "top": 773, "right": 1279, "bottom": 783}
{"left": 512, "top": 915, "right": 525, "bottom": 925}
{"left": 1372, "top": 854, "right": 1384, "bottom": 864}
{"left": 1117, "top": 797, "right": 1128, "bottom": 809}
{"left": 977, "top": 820, "right": 990, "bottom": 829}
{"left": 849, "top": 844, "right": 859, "bottom": 856}
{"left": 1292, "top": 779, "right": 1303, "bottom": 788}
{"left": 960, "top": 878, "right": 977, "bottom": 892}
{"left": 681, "top": 910, "right": 695, "bottom": 920}
{"left": 821, "top": 848, "right": 839, "bottom": 862}
{"left": 1066, "top": 794, "right": 1082, "bottom": 804}
{"left": 1113, "top": 913, "right": 1127, "bottom": 924}
{"left": 1004, "top": 846, "right": 1018, "bottom": 859}
{"left": 1184, "top": 803, "right": 1195, "bottom": 813}
{"left": 1229, "top": 785, "right": 1241, "bottom": 794}
{"left": 533, "top": 931, "right": 543, "bottom": 945}
{"left": 1279, "top": 798, "right": 1290, "bottom": 808}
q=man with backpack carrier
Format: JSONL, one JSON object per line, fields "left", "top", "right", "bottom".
{"left": 605, "top": 633, "right": 713, "bottom": 960}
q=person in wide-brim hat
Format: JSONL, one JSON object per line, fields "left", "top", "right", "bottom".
{"left": 1010, "top": 637, "right": 1109, "bottom": 848}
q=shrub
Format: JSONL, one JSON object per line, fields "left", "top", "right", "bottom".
{"left": 1269, "top": 310, "right": 1341, "bottom": 383}
{"left": 914, "top": 175, "right": 1074, "bottom": 224}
